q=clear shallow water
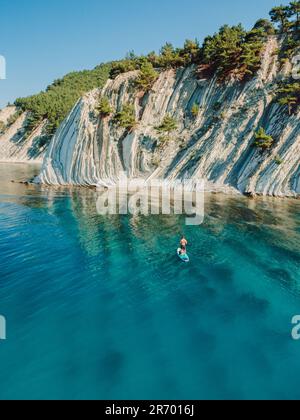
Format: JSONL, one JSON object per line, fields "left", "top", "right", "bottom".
{"left": 0, "top": 163, "right": 300, "bottom": 400}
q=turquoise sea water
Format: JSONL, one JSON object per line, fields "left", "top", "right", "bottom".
{"left": 0, "top": 163, "right": 300, "bottom": 400}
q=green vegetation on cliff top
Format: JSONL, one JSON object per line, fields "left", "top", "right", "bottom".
{"left": 15, "top": 63, "right": 112, "bottom": 136}
{"left": 11, "top": 2, "right": 300, "bottom": 139}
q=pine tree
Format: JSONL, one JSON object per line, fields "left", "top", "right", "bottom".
{"left": 114, "top": 104, "right": 137, "bottom": 131}
{"left": 96, "top": 97, "right": 113, "bottom": 118}
{"left": 135, "top": 61, "right": 159, "bottom": 92}
{"left": 156, "top": 114, "right": 178, "bottom": 133}
{"left": 254, "top": 127, "right": 274, "bottom": 149}
{"left": 109, "top": 60, "right": 138, "bottom": 79}
{"left": 253, "top": 19, "right": 276, "bottom": 35}
{"left": 147, "top": 51, "right": 160, "bottom": 67}
{"left": 202, "top": 25, "right": 246, "bottom": 75}
{"left": 181, "top": 39, "right": 201, "bottom": 65}
{"left": 159, "top": 43, "right": 184, "bottom": 68}
{"left": 276, "top": 81, "right": 300, "bottom": 114}
{"left": 289, "top": 1, "right": 300, "bottom": 32}
{"left": 155, "top": 114, "right": 178, "bottom": 141}
{"left": 239, "top": 29, "right": 265, "bottom": 77}
{"left": 270, "top": 6, "right": 292, "bottom": 33}
{"left": 201, "top": 24, "right": 266, "bottom": 80}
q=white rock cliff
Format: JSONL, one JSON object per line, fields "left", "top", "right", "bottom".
{"left": 8, "top": 38, "right": 300, "bottom": 196}
{"left": 0, "top": 106, "right": 47, "bottom": 163}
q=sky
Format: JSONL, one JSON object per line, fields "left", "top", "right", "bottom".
{"left": 0, "top": 0, "right": 290, "bottom": 108}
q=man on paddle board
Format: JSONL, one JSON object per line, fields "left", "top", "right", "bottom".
{"left": 180, "top": 236, "right": 188, "bottom": 254}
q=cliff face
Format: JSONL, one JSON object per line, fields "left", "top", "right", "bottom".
{"left": 37, "top": 38, "right": 300, "bottom": 196}
{"left": 0, "top": 106, "right": 47, "bottom": 163}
